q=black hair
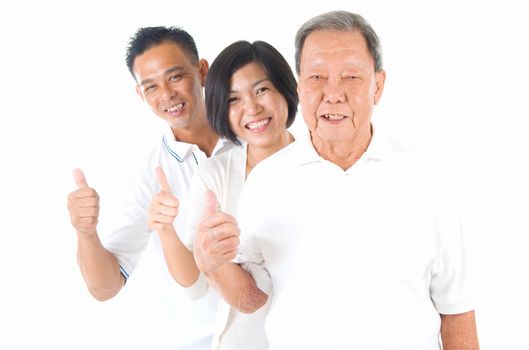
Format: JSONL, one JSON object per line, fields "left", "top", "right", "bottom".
{"left": 205, "top": 40, "right": 298, "bottom": 144}
{"left": 125, "top": 26, "right": 199, "bottom": 79}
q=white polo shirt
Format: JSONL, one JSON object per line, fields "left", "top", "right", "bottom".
{"left": 102, "top": 126, "right": 233, "bottom": 349}
{"left": 237, "top": 128, "right": 474, "bottom": 350}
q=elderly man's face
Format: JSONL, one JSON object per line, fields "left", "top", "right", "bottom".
{"left": 297, "top": 30, "right": 385, "bottom": 147}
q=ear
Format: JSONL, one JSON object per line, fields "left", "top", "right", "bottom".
{"left": 373, "top": 69, "right": 386, "bottom": 105}
{"left": 296, "top": 81, "right": 301, "bottom": 96}
{"left": 198, "top": 59, "right": 209, "bottom": 86}
{"left": 135, "top": 85, "right": 144, "bottom": 101}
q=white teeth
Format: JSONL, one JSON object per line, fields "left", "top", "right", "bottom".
{"left": 247, "top": 118, "right": 270, "bottom": 130}
{"left": 324, "top": 114, "right": 345, "bottom": 120}
{"left": 166, "top": 103, "right": 184, "bottom": 112}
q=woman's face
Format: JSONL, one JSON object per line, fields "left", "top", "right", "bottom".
{"left": 227, "top": 61, "right": 289, "bottom": 149}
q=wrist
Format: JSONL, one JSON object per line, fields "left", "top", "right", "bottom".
{"left": 203, "top": 262, "right": 226, "bottom": 282}
{"left": 76, "top": 230, "right": 102, "bottom": 250}
{"left": 76, "top": 229, "right": 98, "bottom": 240}
{"left": 155, "top": 225, "right": 179, "bottom": 242}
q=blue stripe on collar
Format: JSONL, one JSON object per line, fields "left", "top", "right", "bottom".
{"left": 119, "top": 265, "right": 129, "bottom": 279}
{"left": 162, "top": 135, "right": 183, "bottom": 162}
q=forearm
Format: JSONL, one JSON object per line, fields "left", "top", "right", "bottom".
{"left": 207, "top": 262, "right": 268, "bottom": 313}
{"left": 157, "top": 227, "right": 200, "bottom": 287}
{"left": 440, "top": 310, "right": 479, "bottom": 350}
{"left": 77, "top": 232, "right": 123, "bottom": 301}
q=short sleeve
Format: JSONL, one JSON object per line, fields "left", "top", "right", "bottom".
{"left": 430, "top": 210, "right": 475, "bottom": 314}
{"left": 102, "top": 169, "right": 154, "bottom": 277}
{"left": 181, "top": 168, "right": 214, "bottom": 300}
{"left": 183, "top": 170, "right": 210, "bottom": 250}
{"left": 181, "top": 271, "right": 210, "bottom": 300}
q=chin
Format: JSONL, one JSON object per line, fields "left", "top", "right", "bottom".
{"left": 247, "top": 139, "right": 272, "bottom": 148}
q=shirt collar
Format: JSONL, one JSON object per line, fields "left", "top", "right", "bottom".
{"left": 362, "top": 125, "right": 394, "bottom": 162}
{"left": 162, "top": 126, "right": 232, "bottom": 162}
{"left": 294, "top": 123, "right": 394, "bottom": 167}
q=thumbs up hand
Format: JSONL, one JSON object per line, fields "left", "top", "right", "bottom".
{"left": 193, "top": 190, "right": 240, "bottom": 276}
{"left": 67, "top": 168, "right": 100, "bottom": 236}
{"left": 148, "top": 167, "right": 180, "bottom": 234}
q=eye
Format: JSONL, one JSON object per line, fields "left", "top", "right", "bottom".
{"left": 344, "top": 75, "right": 359, "bottom": 81}
{"left": 169, "top": 74, "right": 182, "bottom": 82}
{"left": 227, "top": 96, "right": 239, "bottom": 105}
{"left": 310, "top": 74, "right": 322, "bottom": 80}
{"left": 144, "top": 85, "right": 156, "bottom": 92}
{"left": 256, "top": 86, "right": 269, "bottom": 95}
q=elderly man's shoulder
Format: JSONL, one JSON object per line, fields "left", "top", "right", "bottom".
{"left": 385, "top": 138, "right": 435, "bottom": 176}
{"left": 385, "top": 137, "right": 462, "bottom": 209}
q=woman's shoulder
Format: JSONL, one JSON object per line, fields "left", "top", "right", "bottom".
{"left": 199, "top": 144, "right": 244, "bottom": 171}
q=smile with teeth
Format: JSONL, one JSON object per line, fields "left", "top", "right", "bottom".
{"left": 322, "top": 114, "right": 346, "bottom": 120}
{"left": 165, "top": 103, "right": 184, "bottom": 113}
{"left": 246, "top": 117, "right": 271, "bottom": 130}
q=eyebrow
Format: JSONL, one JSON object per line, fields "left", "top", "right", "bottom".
{"left": 229, "top": 78, "right": 271, "bottom": 93}
{"left": 139, "top": 65, "right": 188, "bottom": 86}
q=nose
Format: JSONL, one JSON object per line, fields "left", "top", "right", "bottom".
{"left": 322, "top": 78, "right": 345, "bottom": 103}
{"left": 243, "top": 97, "right": 262, "bottom": 116}
{"left": 158, "top": 81, "right": 176, "bottom": 101}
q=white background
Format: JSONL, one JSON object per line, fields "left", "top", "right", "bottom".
{"left": 1, "top": 0, "right": 528, "bottom": 348}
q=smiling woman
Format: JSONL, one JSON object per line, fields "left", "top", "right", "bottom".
{"left": 205, "top": 40, "right": 298, "bottom": 171}
{"left": 1, "top": 1, "right": 528, "bottom": 349}
{"left": 182, "top": 39, "right": 298, "bottom": 349}
{"left": 227, "top": 62, "right": 290, "bottom": 153}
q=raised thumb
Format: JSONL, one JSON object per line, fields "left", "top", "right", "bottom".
{"left": 155, "top": 166, "right": 172, "bottom": 193}
{"left": 73, "top": 168, "right": 88, "bottom": 189}
{"left": 203, "top": 189, "right": 219, "bottom": 218}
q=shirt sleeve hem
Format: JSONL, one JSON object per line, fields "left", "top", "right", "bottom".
{"left": 182, "top": 272, "right": 209, "bottom": 300}
{"left": 436, "top": 301, "right": 475, "bottom": 315}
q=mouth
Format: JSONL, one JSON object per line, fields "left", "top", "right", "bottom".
{"left": 245, "top": 117, "right": 271, "bottom": 131}
{"left": 321, "top": 114, "right": 347, "bottom": 121}
{"left": 165, "top": 103, "right": 185, "bottom": 113}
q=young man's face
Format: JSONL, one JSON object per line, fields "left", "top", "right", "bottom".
{"left": 133, "top": 41, "right": 208, "bottom": 133}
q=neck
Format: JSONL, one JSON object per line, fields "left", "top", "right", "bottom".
{"left": 311, "top": 129, "right": 372, "bottom": 171}
{"left": 246, "top": 131, "right": 293, "bottom": 176}
{"left": 172, "top": 120, "right": 219, "bottom": 157}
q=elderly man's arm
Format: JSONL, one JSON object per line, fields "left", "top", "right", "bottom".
{"left": 193, "top": 215, "right": 268, "bottom": 313}
{"left": 440, "top": 310, "right": 479, "bottom": 350}
{"left": 193, "top": 190, "right": 268, "bottom": 313}
{"left": 205, "top": 262, "right": 268, "bottom": 313}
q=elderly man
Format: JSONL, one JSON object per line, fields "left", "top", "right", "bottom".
{"left": 194, "top": 11, "right": 479, "bottom": 349}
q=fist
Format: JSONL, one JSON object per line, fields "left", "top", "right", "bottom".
{"left": 67, "top": 168, "right": 99, "bottom": 236}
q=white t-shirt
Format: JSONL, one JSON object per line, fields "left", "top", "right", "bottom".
{"left": 102, "top": 126, "right": 233, "bottom": 350}
{"left": 184, "top": 143, "right": 270, "bottom": 350}
{"left": 237, "top": 128, "right": 474, "bottom": 350}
